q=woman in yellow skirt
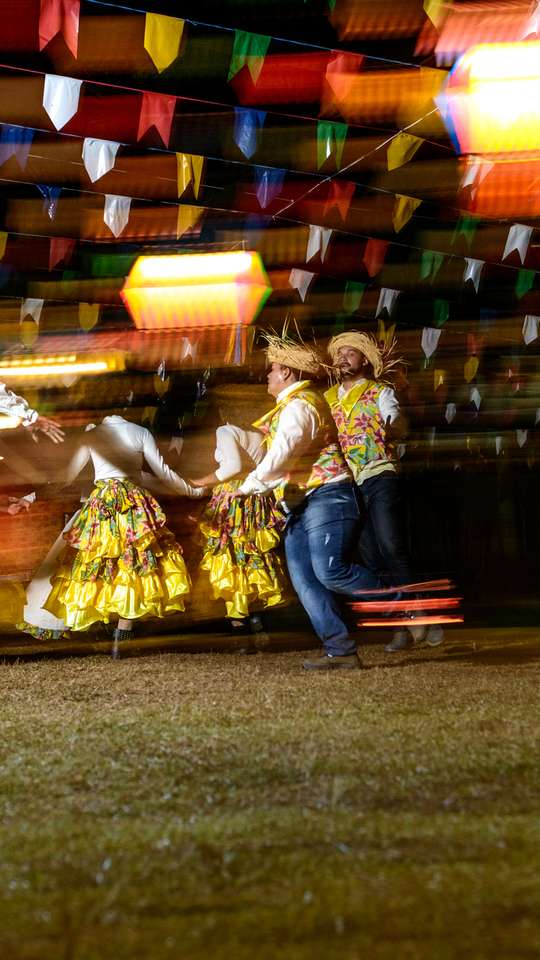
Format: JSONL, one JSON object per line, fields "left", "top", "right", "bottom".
{"left": 31, "top": 415, "right": 203, "bottom": 653}
{"left": 191, "top": 419, "right": 288, "bottom": 648}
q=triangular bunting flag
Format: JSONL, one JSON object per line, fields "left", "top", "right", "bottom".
{"left": 387, "top": 132, "right": 422, "bottom": 171}
{"left": 39, "top": 0, "right": 80, "bottom": 59}
{"left": 324, "top": 180, "right": 355, "bottom": 220}
{"left": 0, "top": 125, "right": 34, "bottom": 169}
{"left": 233, "top": 108, "right": 266, "bottom": 159}
{"left": 424, "top": 0, "right": 447, "bottom": 28}
{"left": 502, "top": 223, "right": 533, "bottom": 264}
{"left": 42, "top": 74, "right": 82, "bottom": 130}
{"left": 464, "top": 356, "right": 479, "bottom": 383}
{"left": 228, "top": 31, "right": 271, "bottom": 84}
{"left": 325, "top": 52, "right": 364, "bottom": 102}
{"left": 463, "top": 257, "right": 484, "bottom": 292}
{"left": 470, "top": 387, "right": 481, "bottom": 409}
{"left": 523, "top": 315, "right": 539, "bottom": 345}
{"left": 169, "top": 436, "right": 183, "bottom": 456}
{"left": 516, "top": 269, "right": 535, "bottom": 299}
{"left": 137, "top": 92, "right": 176, "bottom": 147}
{"left": 495, "top": 436, "right": 503, "bottom": 455}
{"left": 517, "top": 429, "right": 528, "bottom": 448}
{"left": 343, "top": 281, "right": 365, "bottom": 313}
{"left": 445, "top": 402, "right": 456, "bottom": 423}
{"left": 363, "top": 238, "right": 388, "bottom": 277}
{"left": 317, "top": 121, "right": 348, "bottom": 170}
{"left": 82, "top": 138, "right": 120, "bottom": 182}
{"left": 452, "top": 215, "right": 478, "bottom": 249}
{"left": 176, "top": 153, "right": 205, "bottom": 199}
{"left": 421, "top": 326, "right": 441, "bottom": 359}
{"left": 79, "top": 302, "right": 100, "bottom": 331}
{"left": 433, "top": 299, "right": 449, "bottom": 327}
{"left": 289, "top": 268, "right": 315, "bottom": 302}
{"left": 0, "top": 232, "right": 7, "bottom": 260}
{"left": 144, "top": 13, "right": 184, "bottom": 73}
{"left": 49, "top": 237, "right": 75, "bottom": 270}
{"left": 377, "top": 317, "right": 396, "bottom": 347}
{"left": 103, "top": 195, "right": 131, "bottom": 237}
{"left": 177, "top": 205, "right": 203, "bottom": 238}
{"left": 37, "top": 184, "right": 61, "bottom": 219}
{"left": 255, "top": 166, "right": 285, "bottom": 209}
{"left": 420, "top": 250, "right": 445, "bottom": 281}
{"left": 392, "top": 194, "right": 422, "bottom": 233}
{"left": 376, "top": 287, "right": 400, "bottom": 318}
{"left": 460, "top": 158, "right": 494, "bottom": 195}
{"left": 434, "top": 369, "right": 445, "bottom": 390}
{"left": 306, "top": 225, "right": 332, "bottom": 263}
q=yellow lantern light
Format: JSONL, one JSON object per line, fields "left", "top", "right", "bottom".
{"left": 437, "top": 41, "right": 540, "bottom": 154}
{"left": 0, "top": 354, "right": 124, "bottom": 381}
{"left": 120, "top": 251, "right": 272, "bottom": 330}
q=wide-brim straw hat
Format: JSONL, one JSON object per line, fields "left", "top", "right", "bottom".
{"left": 327, "top": 330, "right": 401, "bottom": 382}
{"left": 263, "top": 332, "right": 328, "bottom": 379}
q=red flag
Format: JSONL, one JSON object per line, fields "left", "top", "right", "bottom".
{"left": 323, "top": 180, "right": 355, "bottom": 220}
{"left": 467, "top": 333, "right": 485, "bottom": 356}
{"left": 39, "top": 0, "right": 80, "bottom": 59}
{"left": 363, "top": 238, "right": 389, "bottom": 277}
{"left": 137, "top": 91, "right": 177, "bottom": 147}
{"left": 49, "top": 237, "right": 75, "bottom": 270}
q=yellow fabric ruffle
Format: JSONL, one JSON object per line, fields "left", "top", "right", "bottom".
{"left": 0, "top": 582, "right": 25, "bottom": 626}
{"left": 200, "top": 541, "right": 287, "bottom": 620}
{"left": 45, "top": 549, "right": 190, "bottom": 631}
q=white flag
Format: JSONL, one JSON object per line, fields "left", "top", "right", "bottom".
{"left": 103, "top": 195, "right": 131, "bottom": 237}
{"left": 463, "top": 257, "right": 484, "bottom": 292}
{"left": 516, "top": 429, "right": 528, "bottom": 448}
{"left": 495, "top": 436, "right": 503, "bottom": 455}
{"left": 376, "top": 287, "right": 400, "bottom": 318}
{"left": 470, "top": 387, "right": 482, "bottom": 409}
{"left": 445, "top": 402, "right": 456, "bottom": 423}
{"left": 180, "top": 338, "right": 197, "bottom": 360}
{"left": 43, "top": 74, "right": 82, "bottom": 130}
{"left": 306, "top": 225, "right": 332, "bottom": 263}
{"left": 168, "top": 436, "right": 184, "bottom": 456}
{"left": 82, "top": 139, "right": 120, "bottom": 183}
{"left": 396, "top": 443, "right": 406, "bottom": 459}
{"left": 421, "top": 327, "right": 442, "bottom": 359}
{"left": 522, "top": 315, "right": 539, "bottom": 345}
{"left": 461, "top": 159, "right": 494, "bottom": 194}
{"left": 289, "top": 268, "right": 316, "bottom": 302}
{"left": 20, "top": 298, "right": 44, "bottom": 324}
{"left": 502, "top": 223, "right": 533, "bottom": 264}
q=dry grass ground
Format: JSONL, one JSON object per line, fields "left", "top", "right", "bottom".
{"left": 1, "top": 628, "right": 539, "bottom": 960}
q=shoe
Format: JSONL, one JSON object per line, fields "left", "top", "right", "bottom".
{"left": 229, "top": 618, "right": 258, "bottom": 655}
{"left": 111, "top": 627, "right": 132, "bottom": 660}
{"left": 303, "top": 653, "right": 360, "bottom": 671}
{"left": 407, "top": 622, "right": 427, "bottom": 643}
{"left": 384, "top": 628, "right": 413, "bottom": 653}
{"left": 425, "top": 625, "right": 445, "bottom": 647}
{"left": 249, "top": 614, "right": 271, "bottom": 650}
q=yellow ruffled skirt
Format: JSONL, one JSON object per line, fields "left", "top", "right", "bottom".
{"left": 200, "top": 481, "right": 288, "bottom": 620}
{"left": 44, "top": 479, "right": 191, "bottom": 631}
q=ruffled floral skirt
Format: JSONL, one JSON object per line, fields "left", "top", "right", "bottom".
{"left": 200, "top": 481, "right": 288, "bottom": 620}
{"left": 44, "top": 479, "right": 191, "bottom": 631}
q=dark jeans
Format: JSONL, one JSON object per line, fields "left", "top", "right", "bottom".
{"left": 284, "top": 481, "right": 380, "bottom": 656}
{"left": 357, "top": 471, "right": 413, "bottom": 588}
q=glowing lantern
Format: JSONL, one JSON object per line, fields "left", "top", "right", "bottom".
{"left": 437, "top": 42, "right": 540, "bottom": 154}
{"left": 121, "top": 251, "right": 272, "bottom": 330}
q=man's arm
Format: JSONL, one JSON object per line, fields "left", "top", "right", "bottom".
{"left": 0, "top": 382, "right": 65, "bottom": 443}
{"left": 239, "top": 400, "right": 318, "bottom": 495}
{"left": 379, "top": 387, "right": 407, "bottom": 441}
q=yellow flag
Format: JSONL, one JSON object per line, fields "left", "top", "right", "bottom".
{"left": 177, "top": 205, "right": 203, "bottom": 238}
{"left": 387, "top": 132, "right": 423, "bottom": 171}
{"left": 153, "top": 375, "right": 170, "bottom": 397}
{"left": 143, "top": 406, "right": 158, "bottom": 426}
{"left": 392, "top": 194, "right": 422, "bottom": 233}
{"left": 377, "top": 318, "right": 396, "bottom": 347}
{"left": 144, "top": 13, "right": 184, "bottom": 73}
{"left": 79, "top": 303, "right": 100, "bottom": 332}
{"left": 176, "top": 153, "right": 205, "bottom": 199}
{"left": 20, "top": 320, "right": 38, "bottom": 348}
{"left": 0, "top": 232, "right": 7, "bottom": 260}
{"left": 464, "top": 356, "right": 479, "bottom": 382}
{"left": 424, "top": 0, "right": 447, "bottom": 29}
{"left": 434, "top": 369, "right": 445, "bottom": 390}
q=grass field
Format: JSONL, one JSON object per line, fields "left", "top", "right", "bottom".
{"left": 1, "top": 628, "right": 539, "bottom": 960}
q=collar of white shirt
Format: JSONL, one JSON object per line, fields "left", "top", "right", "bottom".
{"left": 276, "top": 379, "right": 311, "bottom": 403}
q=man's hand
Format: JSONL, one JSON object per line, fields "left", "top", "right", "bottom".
{"left": 29, "top": 415, "right": 65, "bottom": 444}
{"left": 7, "top": 496, "right": 31, "bottom": 515}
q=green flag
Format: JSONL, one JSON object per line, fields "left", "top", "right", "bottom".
{"left": 317, "top": 120, "right": 348, "bottom": 170}
{"left": 420, "top": 250, "right": 444, "bottom": 281}
{"left": 228, "top": 31, "right": 270, "bottom": 84}
{"left": 452, "top": 215, "right": 478, "bottom": 250}
{"left": 343, "top": 281, "right": 366, "bottom": 314}
{"left": 434, "top": 299, "right": 449, "bottom": 327}
{"left": 516, "top": 269, "right": 535, "bottom": 299}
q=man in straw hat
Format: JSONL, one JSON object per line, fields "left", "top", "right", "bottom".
{"left": 237, "top": 332, "right": 380, "bottom": 670}
{"left": 325, "top": 330, "right": 443, "bottom": 651}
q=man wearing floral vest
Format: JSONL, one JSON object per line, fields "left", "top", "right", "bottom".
{"left": 325, "top": 331, "right": 442, "bottom": 651}
{"left": 238, "top": 334, "right": 380, "bottom": 670}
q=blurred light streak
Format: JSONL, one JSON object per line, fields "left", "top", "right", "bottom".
{"left": 0, "top": 415, "right": 22, "bottom": 430}
{"left": 231, "top": 52, "right": 331, "bottom": 105}
{"left": 459, "top": 154, "right": 540, "bottom": 217}
{"left": 438, "top": 41, "right": 540, "bottom": 154}
{"left": 351, "top": 597, "right": 461, "bottom": 612}
{"left": 0, "top": 354, "right": 124, "bottom": 377}
{"left": 323, "top": 67, "right": 447, "bottom": 130}
{"left": 415, "top": 1, "right": 536, "bottom": 67}
{"left": 358, "top": 616, "right": 464, "bottom": 627}
{"left": 122, "top": 251, "right": 271, "bottom": 330}
{"left": 331, "top": 0, "right": 426, "bottom": 41}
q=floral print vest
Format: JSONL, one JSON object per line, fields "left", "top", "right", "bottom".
{"left": 324, "top": 380, "right": 394, "bottom": 482}
{"left": 253, "top": 381, "right": 349, "bottom": 490}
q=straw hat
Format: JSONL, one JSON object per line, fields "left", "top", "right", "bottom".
{"left": 262, "top": 331, "right": 327, "bottom": 379}
{"left": 327, "top": 330, "right": 401, "bottom": 383}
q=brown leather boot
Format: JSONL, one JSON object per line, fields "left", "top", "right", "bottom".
{"left": 303, "top": 652, "right": 361, "bottom": 671}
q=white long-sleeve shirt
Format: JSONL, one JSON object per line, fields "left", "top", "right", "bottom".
{"left": 63, "top": 416, "right": 203, "bottom": 497}
{"left": 0, "top": 382, "right": 38, "bottom": 425}
{"left": 239, "top": 381, "right": 348, "bottom": 496}
{"left": 214, "top": 424, "right": 265, "bottom": 482}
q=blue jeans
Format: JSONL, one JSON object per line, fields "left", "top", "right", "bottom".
{"left": 284, "top": 481, "right": 381, "bottom": 656}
